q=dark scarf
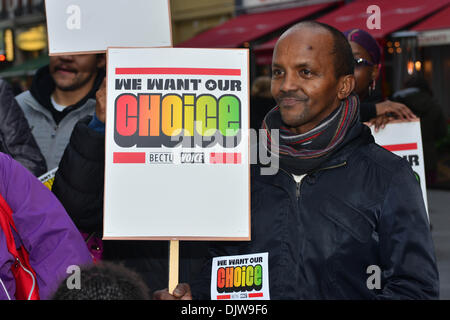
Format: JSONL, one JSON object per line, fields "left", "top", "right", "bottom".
{"left": 261, "top": 93, "right": 360, "bottom": 175}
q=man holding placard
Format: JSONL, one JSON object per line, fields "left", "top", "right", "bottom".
{"left": 156, "top": 21, "right": 438, "bottom": 300}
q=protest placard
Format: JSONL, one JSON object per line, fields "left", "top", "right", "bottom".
{"left": 38, "top": 167, "right": 58, "bottom": 190}
{"left": 45, "top": 0, "right": 172, "bottom": 55}
{"left": 103, "top": 47, "right": 250, "bottom": 240}
{"left": 211, "top": 252, "right": 270, "bottom": 300}
{"left": 370, "top": 120, "right": 429, "bottom": 214}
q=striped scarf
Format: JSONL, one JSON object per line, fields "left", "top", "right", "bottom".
{"left": 261, "top": 93, "right": 360, "bottom": 175}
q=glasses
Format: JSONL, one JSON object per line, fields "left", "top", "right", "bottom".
{"left": 354, "top": 58, "right": 375, "bottom": 67}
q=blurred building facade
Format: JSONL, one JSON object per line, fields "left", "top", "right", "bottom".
{"left": 0, "top": 0, "right": 47, "bottom": 90}
{"left": 170, "top": 0, "right": 235, "bottom": 45}
{"left": 392, "top": 7, "right": 450, "bottom": 119}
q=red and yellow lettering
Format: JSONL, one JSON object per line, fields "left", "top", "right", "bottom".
{"left": 116, "top": 94, "right": 137, "bottom": 136}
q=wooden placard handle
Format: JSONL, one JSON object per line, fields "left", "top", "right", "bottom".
{"left": 168, "top": 240, "right": 179, "bottom": 294}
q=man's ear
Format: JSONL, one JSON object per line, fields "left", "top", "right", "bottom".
{"left": 96, "top": 54, "right": 106, "bottom": 69}
{"left": 337, "top": 74, "right": 356, "bottom": 100}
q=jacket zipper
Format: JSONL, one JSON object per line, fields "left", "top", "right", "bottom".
{"left": 296, "top": 182, "right": 301, "bottom": 199}
{"left": 278, "top": 161, "right": 347, "bottom": 200}
{"left": 15, "top": 257, "right": 36, "bottom": 300}
{"left": 0, "top": 276, "right": 11, "bottom": 300}
{"left": 279, "top": 167, "right": 304, "bottom": 200}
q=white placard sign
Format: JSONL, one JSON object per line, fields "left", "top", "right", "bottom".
{"left": 45, "top": 0, "right": 172, "bottom": 55}
{"left": 104, "top": 48, "right": 250, "bottom": 240}
{"left": 370, "top": 120, "right": 428, "bottom": 214}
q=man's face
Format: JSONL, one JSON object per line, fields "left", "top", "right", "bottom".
{"left": 49, "top": 54, "right": 102, "bottom": 91}
{"left": 350, "top": 41, "right": 378, "bottom": 99}
{"left": 271, "top": 27, "right": 342, "bottom": 134}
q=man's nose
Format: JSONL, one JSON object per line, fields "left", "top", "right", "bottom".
{"left": 58, "top": 55, "right": 75, "bottom": 62}
{"left": 279, "top": 72, "right": 299, "bottom": 92}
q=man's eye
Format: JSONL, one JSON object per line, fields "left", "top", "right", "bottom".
{"left": 272, "top": 69, "right": 283, "bottom": 77}
{"left": 300, "top": 69, "right": 312, "bottom": 76}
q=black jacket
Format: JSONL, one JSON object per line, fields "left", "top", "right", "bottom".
{"left": 360, "top": 91, "right": 383, "bottom": 122}
{"left": 191, "top": 122, "right": 439, "bottom": 299}
{"left": 52, "top": 116, "right": 210, "bottom": 294}
{"left": 0, "top": 79, "right": 46, "bottom": 176}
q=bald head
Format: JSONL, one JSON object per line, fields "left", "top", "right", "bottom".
{"left": 277, "top": 21, "right": 355, "bottom": 78}
{"left": 270, "top": 20, "right": 356, "bottom": 133}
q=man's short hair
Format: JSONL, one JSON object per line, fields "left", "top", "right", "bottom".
{"left": 286, "top": 21, "right": 355, "bottom": 78}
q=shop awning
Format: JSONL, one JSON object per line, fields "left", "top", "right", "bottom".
{"left": 0, "top": 54, "right": 49, "bottom": 78}
{"left": 177, "top": 2, "right": 336, "bottom": 48}
{"left": 412, "top": 4, "right": 450, "bottom": 46}
{"left": 413, "top": 4, "right": 450, "bottom": 32}
{"left": 254, "top": 0, "right": 450, "bottom": 64}
{"left": 316, "top": 0, "right": 449, "bottom": 39}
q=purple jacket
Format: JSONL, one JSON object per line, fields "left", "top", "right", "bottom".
{"left": 0, "top": 153, "right": 93, "bottom": 300}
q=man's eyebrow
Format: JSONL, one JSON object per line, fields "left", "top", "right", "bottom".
{"left": 271, "top": 62, "right": 283, "bottom": 69}
{"left": 294, "top": 62, "right": 312, "bottom": 68}
{"left": 271, "top": 62, "right": 312, "bottom": 68}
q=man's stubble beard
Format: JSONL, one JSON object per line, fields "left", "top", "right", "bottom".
{"left": 54, "top": 70, "right": 97, "bottom": 92}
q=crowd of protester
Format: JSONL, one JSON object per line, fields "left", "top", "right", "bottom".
{"left": 0, "top": 22, "right": 446, "bottom": 300}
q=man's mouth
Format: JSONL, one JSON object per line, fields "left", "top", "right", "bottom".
{"left": 54, "top": 65, "right": 77, "bottom": 74}
{"left": 278, "top": 96, "right": 308, "bottom": 107}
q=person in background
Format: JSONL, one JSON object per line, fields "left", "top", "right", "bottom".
{"left": 393, "top": 74, "right": 447, "bottom": 186}
{"left": 0, "top": 78, "right": 46, "bottom": 176}
{"left": 0, "top": 152, "right": 92, "bottom": 300}
{"left": 9, "top": 78, "right": 25, "bottom": 96}
{"left": 15, "top": 54, "right": 105, "bottom": 171}
{"left": 343, "top": 29, "right": 417, "bottom": 130}
{"left": 52, "top": 261, "right": 150, "bottom": 300}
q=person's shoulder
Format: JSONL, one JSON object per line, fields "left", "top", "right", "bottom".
{"left": 0, "top": 152, "right": 14, "bottom": 190}
{"left": 0, "top": 78, "right": 8, "bottom": 89}
{"left": 355, "top": 141, "right": 408, "bottom": 174}
{"left": 0, "top": 151, "right": 13, "bottom": 166}
{"left": 0, "top": 152, "right": 33, "bottom": 176}
{"left": 15, "top": 90, "right": 35, "bottom": 107}
{"left": 0, "top": 80, "right": 13, "bottom": 104}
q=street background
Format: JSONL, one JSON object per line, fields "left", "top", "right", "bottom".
{"left": 429, "top": 190, "right": 450, "bottom": 299}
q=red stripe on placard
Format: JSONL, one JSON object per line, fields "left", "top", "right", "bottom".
{"left": 113, "top": 152, "right": 146, "bottom": 163}
{"left": 249, "top": 293, "right": 264, "bottom": 298}
{"left": 382, "top": 143, "right": 418, "bottom": 152}
{"left": 210, "top": 153, "right": 241, "bottom": 164}
{"left": 210, "top": 153, "right": 218, "bottom": 163}
{"left": 217, "top": 295, "right": 231, "bottom": 300}
{"left": 115, "top": 67, "right": 241, "bottom": 76}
